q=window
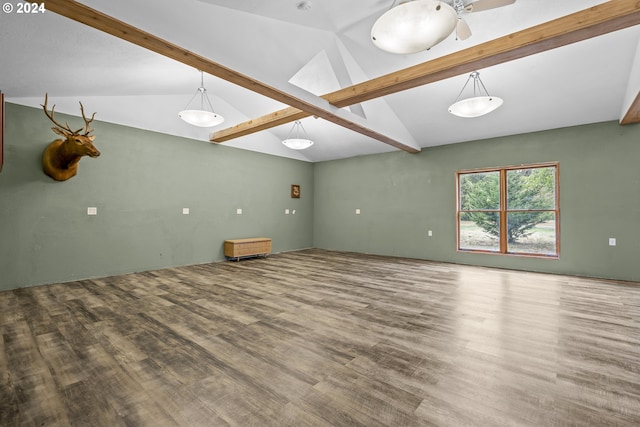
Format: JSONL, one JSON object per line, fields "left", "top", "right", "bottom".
{"left": 457, "top": 163, "right": 559, "bottom": 257}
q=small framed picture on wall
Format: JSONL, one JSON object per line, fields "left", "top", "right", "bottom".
{"left": 291, "top": 184, "right": 300, "bottom": 198}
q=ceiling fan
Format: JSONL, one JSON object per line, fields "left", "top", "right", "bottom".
{"left": 452, "top": 0, "right": 516, "bottom": 40}
{"left": 371, "top": 0, "right": 516, "bottom": 54}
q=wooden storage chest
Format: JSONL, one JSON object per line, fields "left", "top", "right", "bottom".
{"left": 224, "top": 238, "right": 272, "bottom": 261}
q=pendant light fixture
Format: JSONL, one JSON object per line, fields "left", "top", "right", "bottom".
{"left": 178, "top": 71, "right": 224, "bottom": 127}
{"left": 282, "top": 120, "right": 314, "bottom": 150}
{"left": 371, "top": 0, "right": 457, "bottom": 54}
{"left": 448, "top": 71, "right": 503, "bottom": 118}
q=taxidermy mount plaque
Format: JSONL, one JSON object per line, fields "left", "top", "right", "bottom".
{"left": 41, "top": 93, "right": 100, "bottom": 181}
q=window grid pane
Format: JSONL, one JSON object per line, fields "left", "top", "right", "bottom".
{"left": 507, "top": 167, "right": 556, "bottom": 210}
{"left": 507, "top": 212, "right": 557, "bottom": 255}
{"left": 460, "top": 171, "right": 500, "bottom": 211}
{"left": 459, "top": 212, "right": 500, "bottom": 252}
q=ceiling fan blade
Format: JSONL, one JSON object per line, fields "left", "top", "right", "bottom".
{"left": 456, "top": 18, "right": 472, "bottom": 40}
{"left": 464, "top": 0, "right": 515, "bottom": 13}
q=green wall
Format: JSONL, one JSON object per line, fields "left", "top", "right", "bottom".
{"left": 313, "top": 121, "right": 640, "bottom": 282}
{"left": 2, "top": 102, "right": 639, "bottom": 290}
{"left": 0, "top": 103, "right": 314, "bottom": 290}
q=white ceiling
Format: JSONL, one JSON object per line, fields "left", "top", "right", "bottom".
{"left": 1, "top": 0, "right": 638, "bottom": 162}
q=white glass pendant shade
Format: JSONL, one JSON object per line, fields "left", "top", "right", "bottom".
{"left": 448, "top": 71, "right": 503, "bottom": 118}
{"left": 282, "top": 120, "right": 314, "bottom": 150}
{"left": 371, "top": 0, "right": 457, "bottom": 54}
{"left": 178, "top": 109, "right": 224, "bottom": 127}
{"left": 448, "top": 96, "right": 503, "bottom": 118}
{"left": 179, "top": 71, "right": 224, "bottom": 127}
{"left": 282, "top": 138, "right": 314, "bottom": 150}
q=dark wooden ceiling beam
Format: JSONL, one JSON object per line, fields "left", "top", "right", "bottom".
{"left": 211, "top": 0, "right": 640, "bottom": 142}
{"left": 42, "top": 0, "right": 419, "bottom": 153}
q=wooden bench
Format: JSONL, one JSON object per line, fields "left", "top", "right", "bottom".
{"left": 224, "top": 238, "right": 272, "bottom": 261}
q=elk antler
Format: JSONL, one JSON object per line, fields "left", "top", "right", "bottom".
{"left": 42, "top": 93, "right": 75, "bottom": 134}
{"left": 79, "top": 101, "right": 96, "bottom": 136}
{"left": 41, "top": 93, "right": 96, "bottom": 136}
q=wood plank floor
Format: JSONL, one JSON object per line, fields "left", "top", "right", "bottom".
{"left": 1, "top": 249, "right": 639, "bottom": 426}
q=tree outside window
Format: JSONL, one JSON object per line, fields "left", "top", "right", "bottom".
{"left": 457, "top": 163, "right": 559, "bottom": 257}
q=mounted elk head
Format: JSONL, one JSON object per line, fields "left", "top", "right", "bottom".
{"left": 41, "top": 94, "right": 100, "bottom": 181}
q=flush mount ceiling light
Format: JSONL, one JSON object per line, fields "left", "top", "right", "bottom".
{"left": 178, "top": 70, "right": 224, "bottom": 127}
{"left": 371, "top": 0, "right": 457, "bottom": 54}
{"left": 448, "top": 71, "right": 503, "bottom": 118}
{"left": 282, "top": 120, "right": 314, "bottom": 150}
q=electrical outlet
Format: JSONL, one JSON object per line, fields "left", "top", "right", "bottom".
{"left": 87, "top": 207, "right": 97, "bottom": 215}
{"left": 285, "top": 209, "right": 290, "bottom": 215}
{"left": 236, "top": 208, "right": 242, "bottom": 215}
{"left": 428, "top": 230, "right": 433, "bottom": 236}
{"left": 609, "top": 237, "right": 616, "bottom": 246}
{"left": 355, "top": 209, "right": 361, "bottom": 215}
{"left": 182, "top": 208, "right": 190, "bottom": 215}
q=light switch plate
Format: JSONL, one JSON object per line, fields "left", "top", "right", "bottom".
{"left": 609, "top": 237, "right": 616, "bottom": 246}
{"left": 355, "top": 209, "right": 361, "bottom": 215}
{"left": 182, "top": 208, "right": 190, "bottom": 215}
{"left": 87, "top": 207, "right": 97, "bottom": 215}
{"left": 236, "top": 208, "right": 242, "bottom": 215}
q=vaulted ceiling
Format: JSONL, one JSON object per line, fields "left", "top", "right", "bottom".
{"left": 1, "top": 0, "right": 639, "bottom": 162}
